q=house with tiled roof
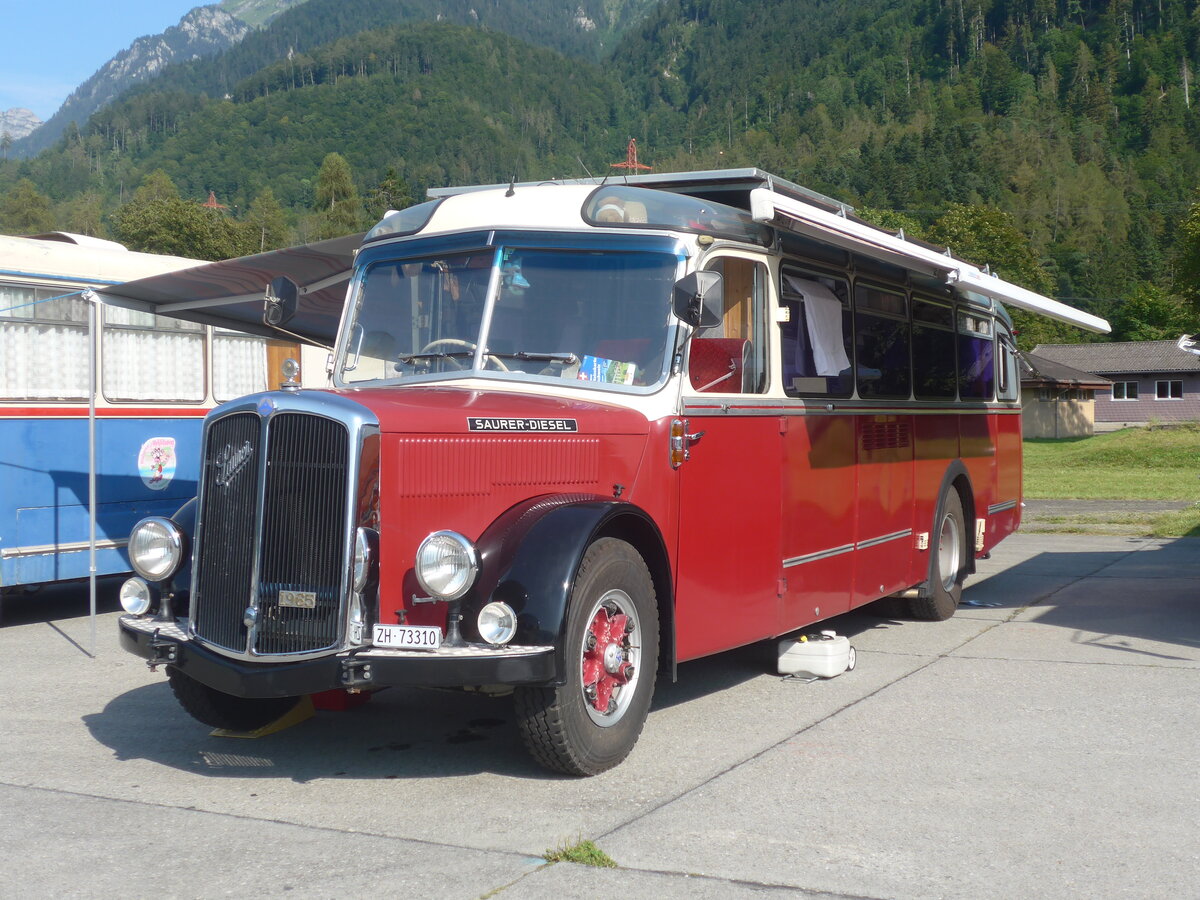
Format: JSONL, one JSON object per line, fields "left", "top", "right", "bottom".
{"left": 1031, "top": 339, "right": 1200, "bottom": 429}
{"left": 1019, "top": 352, "right": 1111, "bottom": 438}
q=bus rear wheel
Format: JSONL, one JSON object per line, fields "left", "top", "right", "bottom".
{"left": 514, "top": 538, "right": 658, "bottom": 776}
{"left": 908, "top": 490, "right": 967, "bottom": 621}
{"left": 167, "top": 667, "right": 300, "bottom": 732}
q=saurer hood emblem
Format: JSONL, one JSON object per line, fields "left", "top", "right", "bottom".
{"left": 213, "top": 440, "right": 254, "bottom": 486}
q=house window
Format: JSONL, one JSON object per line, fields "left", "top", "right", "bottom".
{"left": 1111, "top": 381, "right": 1138, "bottom": 401}
{"left": 1038, "top": 387, "right": 1052, "bottom": 401}
{"left": 1156, "top": 380, "right": 1183, "bottom": 400}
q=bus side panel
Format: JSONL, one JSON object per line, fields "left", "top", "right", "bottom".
{"left": 912, "top": 412, "right": 962, "bottom": 579}
{"left": 0, "top": 413, "right": 201, "bottom": 586}
{"left": 780, "top": 413, "right": 855, "bottom": 631}
{"left": 675, "top": 415, "right": 782, "bottom": 661}
{"left": 989, "top": 411, "right": 1023, "bottom": 550}
{"left": 959, "top": 412, "right": 997, "bottom": 551}
{"left": 851, "top": 413, "right": 915, "bottom": 607}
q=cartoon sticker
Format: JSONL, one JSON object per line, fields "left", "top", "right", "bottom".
{"left": 138, "top": 437, "right": 177, "bottom": 491}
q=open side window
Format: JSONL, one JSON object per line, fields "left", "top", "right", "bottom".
{"left": 688, "top": 256, "right": 768, "bottom": 394}
{"left": 779, "top": 267, "right": 853, "bottom": 398}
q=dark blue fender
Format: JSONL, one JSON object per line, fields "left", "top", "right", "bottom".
{"left": 459, "top": 494, "right": 674, "bottom": 684}
{"left": 164, "top": 497, "right": 198, "bottom": 616}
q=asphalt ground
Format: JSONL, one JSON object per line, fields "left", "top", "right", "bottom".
{"left": 1, "top": 532, "right": 1197, "bottom": 899}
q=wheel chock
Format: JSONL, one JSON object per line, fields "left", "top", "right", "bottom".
{"left": 209, "top": 695, "right": 316, "bottom": 739}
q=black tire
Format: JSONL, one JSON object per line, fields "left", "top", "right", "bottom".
{"left": 167, "top": 667, "right": 300, "bottom": 732}
{"left": 908, "top": 489, "right": 967, "bottom": 621}
{"left": 514, "top": 538, "right": 659, "bottom": 776}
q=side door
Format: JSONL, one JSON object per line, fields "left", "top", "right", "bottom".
{"left": 674, "top": 254, "right": 783, "bottom": 661}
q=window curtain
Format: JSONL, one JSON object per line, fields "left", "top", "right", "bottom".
{"left": 213, "top": 332, "right": 268, "bottom": 401}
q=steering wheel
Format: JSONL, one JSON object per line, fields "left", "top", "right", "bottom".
{"left": 418, "top": 338, "right": 509, "bottom": 371}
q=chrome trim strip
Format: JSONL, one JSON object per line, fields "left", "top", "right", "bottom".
{"left": 856, "top": 529, "right": 913, "bottom": 550}
{"left": 783, "top": 543, "right": 855, "bottom": 567}
{"left": 783, "top": 529, "right": 913, "bottom": 568}
{"left": 683, "top": 399, "right": 1022, "bottom": 416}
{"left": 1, "top": 538, "right": 128, "bottom": 559}
{"left": 987, "top": 499, "right": 1018, "bottom": 514}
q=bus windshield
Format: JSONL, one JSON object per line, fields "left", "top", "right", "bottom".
{"left": 340, "top": 244, "right": 681, "bottom": 390}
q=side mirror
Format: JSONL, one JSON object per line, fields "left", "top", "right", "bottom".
{"left": 672, "top": 271, "right": 723, "bottom": 328}
{"left": 264, "top": 275, "right": 299, "bottom": 328}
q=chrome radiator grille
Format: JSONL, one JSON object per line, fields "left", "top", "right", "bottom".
{"left": 192, "top": 409, "right": 350, "bottom": 657}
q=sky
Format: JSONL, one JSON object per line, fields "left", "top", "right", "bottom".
{"left": 1, "top": 2, "right": 204, "bottom": 121}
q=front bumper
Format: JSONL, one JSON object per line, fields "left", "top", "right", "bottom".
{"left": 119, "top": 615, "right": 557, "bottom": 699}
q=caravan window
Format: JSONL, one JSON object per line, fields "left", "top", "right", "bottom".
{"left": 779, "top": 268, "right": 852, "bottom": 397}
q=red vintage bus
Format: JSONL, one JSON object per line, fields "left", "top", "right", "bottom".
{"left": 110, "top": 170, "right": 1109, "bottom": 775}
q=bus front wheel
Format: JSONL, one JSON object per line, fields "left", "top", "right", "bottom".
{"left": 167, "top": 667, "right": 300, "bottom": 732}
{"left": 909, "top": 490, "right": 967, "bottom": 621}
{"left": 514, "top": 538, "right": 659, "bottom": 776}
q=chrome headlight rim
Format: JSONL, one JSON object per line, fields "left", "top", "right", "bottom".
{"left": 414, "top": 530, "right": 478, "bottom": 601}
{"left": 128, "top": 516, "right": 187, "bottom": 582}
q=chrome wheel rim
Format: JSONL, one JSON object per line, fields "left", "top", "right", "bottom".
{"left": 580, "top": 589, "right": 642, "bottom": 727}
{"left": 938, "top": 511, "right": 961, "bottom": 592}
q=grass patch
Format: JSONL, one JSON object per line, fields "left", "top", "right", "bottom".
{"left": 543, "top": 838, "right": 618, "bottom": 868}
{"left": 1024, "top": 424, "right": 1200, "bottom": 501}
{"left": 1150, "top": 505, "right": 1200, "bottom": 539}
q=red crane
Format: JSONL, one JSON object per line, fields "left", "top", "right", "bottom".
{"left": 611, "top": 138, "right": 651, "bottom": 173}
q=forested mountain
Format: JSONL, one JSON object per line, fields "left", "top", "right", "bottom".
{"left": 92, "top": 23, "right": 626, "bottom": 213}
{"left": 3, "top": 0, "right": 1199, "bottom": 345}
{"left": 14, "top": 6, "right": 255, "bottom": 156}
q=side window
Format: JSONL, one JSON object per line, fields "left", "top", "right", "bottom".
{"left": 996, "top": 325, "right": 1019, "bottom": 402}
{"left": 957, "top": 310, "right": 995, "bottom": 400}
{"left": 912, "top": 297, "right": 957, "bottom": 400}
{"left": 779, "top": 267, "right": 852, "bottom": 397}
{"left": 213, "top": 329, "right": 269, "bottom": 401}
{"left": 0, "top": 283, "right": 91, "bottom": 400}
{"left": 854, "top": 283, "right": 910, "bottom": 399}
{"left": 103, "top": 306, "right": 206, "bottom": 402}
{"left": 688, "top": 256, "right": 768, "bottom": 394}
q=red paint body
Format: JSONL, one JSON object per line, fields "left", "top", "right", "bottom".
{"left": 345, "top": 383, "right": 1022, "bottom": 665}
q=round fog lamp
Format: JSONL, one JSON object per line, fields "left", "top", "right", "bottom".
{"left": 477, "top": 602, "right": 517, "bottom": 645}
{"left": 119, "top": 577, "right": 153, "bottom": 616}
{"left": 129, "top": 516, "right": 186, "bottom": 582}
{"left": 415, "top": 531, "right": 478, "bottom": 600}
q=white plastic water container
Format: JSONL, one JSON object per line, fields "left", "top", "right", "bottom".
{"left": 777, "top": 630, "right": 855, "bottom": 678}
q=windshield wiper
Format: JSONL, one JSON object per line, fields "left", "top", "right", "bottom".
{"left": 397, "top": 350, "right": 475, "bottom": 363}
{"left": 490, "top": 350, "right": 579, "bottom": 364}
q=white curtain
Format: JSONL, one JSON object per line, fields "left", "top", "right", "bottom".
{"left": 0, "top": 285, "right": 91, "bottom": 399}
{"left": 213, "top": 332, "right": 268, "bottom": 401}
{"left": 0, "top": 321, "right": 90, "bottom": 398}
{"left": 103, "top": 328, "right": 205, "bottom": 401}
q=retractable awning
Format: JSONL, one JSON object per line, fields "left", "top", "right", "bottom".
{"left": 749, "top": 188, "right": 1111, "bottom": 334}
{"left": 97, "top": 233, "right": 363, "bottom": 346}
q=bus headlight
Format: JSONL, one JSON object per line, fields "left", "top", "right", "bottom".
{"left": 414, "top": 531, "right": 478, "bottom": 600}
{"left": 119, "top": 577, "right": 153, "bottom": 615}
{"left": 129, "top": 516, "right": 187, "bottom": 582}
{"left": 477, "top": 601, "right": 517, "bottom": 645}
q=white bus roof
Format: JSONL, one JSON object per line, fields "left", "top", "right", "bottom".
{"left": 94, "top": 169, "right": 1110, "bottom": 344}
{"left": 0, "top": 233, "right": 200, "bottom": 289}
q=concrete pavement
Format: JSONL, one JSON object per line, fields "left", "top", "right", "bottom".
{"left": 1, "top": 533, "right": 1197, "bottom": 898}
